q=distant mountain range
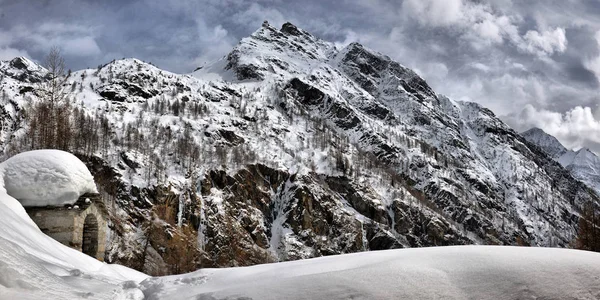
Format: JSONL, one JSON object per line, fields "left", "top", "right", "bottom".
{"left": 522, "top": 127, "right": 600, "bottom": 196}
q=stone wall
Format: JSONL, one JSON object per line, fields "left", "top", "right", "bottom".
{"left": 73, "top": 202, "right": 107, "bottom": 261}
{"left": 28, "top": 209, "right": 77, "bottom": 247}
{"left": 26, "top": 198, "right": 107, "bottom": 261}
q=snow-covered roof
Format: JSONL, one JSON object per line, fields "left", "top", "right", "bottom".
{"left": 0, "top": 150, "right": 98, "bottom": 207}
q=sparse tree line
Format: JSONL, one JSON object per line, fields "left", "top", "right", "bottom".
{"left": 576, "top": 202, "right": 600, "bottom": 252}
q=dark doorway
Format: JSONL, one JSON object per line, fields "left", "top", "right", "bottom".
{"left": 82, "top": 214, "right": 99, "bottom": 258}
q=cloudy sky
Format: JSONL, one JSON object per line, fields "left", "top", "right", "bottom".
{"left": 1, "top": 0, "right": 600, "bottom": 153}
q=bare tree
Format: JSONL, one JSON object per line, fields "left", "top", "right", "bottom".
{"left": 41, "top": 47, "right": 69, "bottom": 106}
{"left": 22, "top": 47, "right": 77, "bottom": 151}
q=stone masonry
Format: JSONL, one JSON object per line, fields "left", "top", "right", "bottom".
{"left": 25, "top": 193, "right": 108, "bottom": 261}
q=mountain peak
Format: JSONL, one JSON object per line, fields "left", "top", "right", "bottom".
{"left": 522, "top": 127, "right": 545, "bottom": 134}
{"left": 521, "top": 127, "right": 567, "bottom": 158}
{"left": 0, "top": 56, "right": 46, "bottom": 83}
{"left": 280, "top": 22, "right": 303, "bottom": 36}
{"left": 210, "top": 20, "right": 336, "bottom": 81}
{"left": 574, "top": 147, "right": 596, "bottom": 157}
{"left": 6, "top": 56, "right": 45, "bottom": 73}
{"left": 336, "top": 40, "right": 437, "bottom": 100}
{"left": 9, "top": 56, "right": 34, "bottom": 70}
{"left": 523, "top": 128, "right": 600, "bottom": 195}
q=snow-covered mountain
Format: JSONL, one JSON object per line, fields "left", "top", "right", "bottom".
{"left": 520, "top": 127, "right": 568, "bottom": 158}
{"left": 1, "top": 21, "right": 599, "bottom": 273}
{"left": 522, "top": 127, "right": 600, "bottom": 195}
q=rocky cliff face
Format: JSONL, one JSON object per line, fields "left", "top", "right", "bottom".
{"left": 0, "top": 22, "right": 598, "bottom": 273}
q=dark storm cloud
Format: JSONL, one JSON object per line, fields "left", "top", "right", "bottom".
{"left": 1, "top": 0, "right": 599, "bottom": 153}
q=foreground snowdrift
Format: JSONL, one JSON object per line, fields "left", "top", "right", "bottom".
{"left": 0, "top": 192, "right": 147, "bottom": 300}
{"left": 0, "top": 150, "right": 599, "bottom": 299}
{"left": 141, "top": 246, "right": 600, "bottom": 300}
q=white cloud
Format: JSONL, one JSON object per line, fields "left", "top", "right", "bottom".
{"left": 192, "top": 21, "right": 236, "bottom": 68}
{"left": 413, "top": 62, "right": 449, "bottom": 82}
{"left": 1, "top": 22, "right": 102, "bottom": 59}
{"left": 523, "top": 27, "right": 568, "bottom": 56}
{"left": 230, "top": 3, "right": 286, "bottom": 28}
{"left": 401, "top": 0, "right": 463, "bottom": 27}
{"left": 470, "top": 62, "right": 492, "bottom": 72}
{"left": 401, "top": 0, "right": 569, "bottom": 59}
{"left": 464, "top": 14, "right": 509, "bottom": 50}
{"left": 440, "top": 73, "right": 549, "bottom": 116}
{"left": 0, "top": 47, "right": 29, "bottom": 61}
{"left": 36, "top": 22, "right": 92, "bottom": 35}
{"left": 62, "top": 36, "right": 101, "bottom": 57}
{"left": 473, "top": 19, "right": 503, "bottom": 44}
{"left": 0, "top": 30, "right": 28, "bottom": 60}
{"left": 0, "top": 31, "right": 15, "bottom": 48}
{"left": 584, "top": 30, "right": 600, "bottom": 83}
{"left": 513, "top": 105, "right": 600, "bottom": 152}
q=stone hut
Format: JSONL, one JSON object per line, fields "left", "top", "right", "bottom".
{"left": 25, "top": 193, "right": 108, "bottom": 261}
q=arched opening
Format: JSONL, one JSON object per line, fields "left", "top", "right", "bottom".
{"left": 82, "top": 214, "right": 99, "bottom": 258}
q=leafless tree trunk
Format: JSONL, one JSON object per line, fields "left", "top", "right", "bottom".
{"left": 25, "top": 47, "right": 73, "bottom": 151}
{"left": 41, "top": 47, "right": 69, "bottom": 113}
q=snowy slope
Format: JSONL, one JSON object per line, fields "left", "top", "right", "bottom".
{"left": 0, "top": 22, "right": 599, "bottom": 272}
{"left": 141, "top": 246, "right": 600, "bottom": 300}
{"left": 523, "top": 127, "right": 600, "bottom": 196}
